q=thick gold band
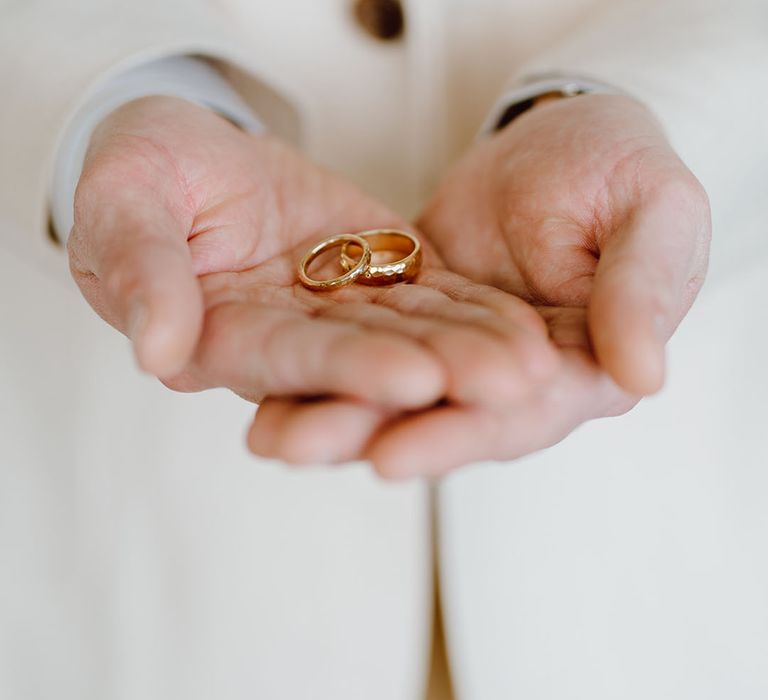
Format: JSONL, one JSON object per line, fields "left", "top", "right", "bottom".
{"left": 298, "top": 234, "right": 372, "bottom": 291}
{"left": 339, "top": 229, "right": 422, "bottom": 285}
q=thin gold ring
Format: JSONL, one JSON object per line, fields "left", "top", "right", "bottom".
{"left": 339, "top": 229, "right": 422, "bottom": 285}
{"left": 298, "top": 233, "right": 372, "bottom": 291}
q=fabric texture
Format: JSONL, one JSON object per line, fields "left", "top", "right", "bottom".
{"left": 0, "top": 1, "right": 766, "bottom": 699}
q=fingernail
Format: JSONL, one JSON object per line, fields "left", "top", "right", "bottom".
{"left": 127, "top": 298, "right": 148, "bottom": 341}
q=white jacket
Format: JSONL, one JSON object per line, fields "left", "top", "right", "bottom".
{"left": 1, "top": 1, "right": 767, "bottom": 698}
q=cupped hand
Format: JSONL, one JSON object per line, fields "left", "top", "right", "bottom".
{"left": 420, "top": 94, "right": 711, "bottom": 395}
{"left": 68, "top": 96, "right": 558, "bottom": 410}
{"left": 248, "top": 303, "right": 636, "bottom": 476}
{"left": 247, "top": 95, "right": 711, "bottom": 477}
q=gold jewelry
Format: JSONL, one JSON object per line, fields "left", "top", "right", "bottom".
{"left": 298, "top": 233, "right": 372, "bottom": 291}
{"left": 339, "top": 229, "right": 422, "bottom": 285}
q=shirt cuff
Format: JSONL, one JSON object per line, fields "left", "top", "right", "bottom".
{"left": 479, "top": 74, "right": 624, "bottom": 135}
{"left": 50, "top": 55, "right": 264, "bottom": 243}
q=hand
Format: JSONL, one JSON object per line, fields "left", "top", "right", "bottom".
{"left": 68, "top": 96, "right": 557, "bottom": 413}
{"left": 247, "top": 95, "right": 711, "bottom": 476}
{"left": 421, "top": 94, "right": 711, "bottom": 395}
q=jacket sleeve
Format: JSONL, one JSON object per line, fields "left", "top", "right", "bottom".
{"left": 493, "top": 0, "right": 768, "bottom": 286}
{"left": 0, "top": 0, "right": 300, "bottom": 281}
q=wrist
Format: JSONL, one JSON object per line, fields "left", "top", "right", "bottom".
{"left": 51, "top": 56, "right": 263, "bottom": 245}
{"left": 482, "top": 75, "right": 623, "bottom": 134}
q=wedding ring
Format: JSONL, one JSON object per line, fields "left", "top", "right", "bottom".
{"left": 298, "top": 233, "right": 372, "bottom": 291}
{"left": 339, "top": 229, "right": 422, "bottom": 285}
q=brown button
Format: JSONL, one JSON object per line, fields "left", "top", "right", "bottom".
{"left": 353, "top": 0, "right": 405, "bottom": 41}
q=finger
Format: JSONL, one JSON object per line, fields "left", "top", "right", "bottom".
{"left": 245, "top": 398, "right": 297, "bottom": 458}
{"left": 69, "top": 172, "right": 201, "bottom": 378}
{"left": 589, "top": 183, "right": 710, "bottom": 395}
{"left": 367, "top": 405, "right": 502, "bottom": 479}
{"left": 413, "top": 269, "right": 560, "bottom": 378}
{"left": 414, "top": 268, "right": 548, "bottom": 334}
{"left": 247, "top": 350, "right": 636, "bottom": 477}
{"left": 318, "top": 299, "right": 536, "bottom": 405}
{"left": 367, "top": 350, "right": 636, "bottom": 479}
{"left": 372, "top": 283, "right": 558, "bottom": 403}
{"left": 190, "top": 303, "right": 445, "bottom": 409}
{"left": 248, "top": 397, "right": 388, "bottom": 465}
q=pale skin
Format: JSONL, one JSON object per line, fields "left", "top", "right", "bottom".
{"left": 246, "top": 95, "right": 711, "bottom": 476}
{"left": 69, "top": 96, "right": 559, "bottom": 432}
{"left": 69, "top": 94, "right": 710, "bottom": 478}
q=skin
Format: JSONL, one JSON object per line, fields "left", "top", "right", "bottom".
{"left": 247, "top": 95, "right": 711, "bottom": 477}
{"left": 68, "top": 96, "right": 559, "bottom": 424}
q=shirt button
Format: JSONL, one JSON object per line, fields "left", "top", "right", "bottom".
{"left": 352, "top": 0, "right": 405, "bottom": 41}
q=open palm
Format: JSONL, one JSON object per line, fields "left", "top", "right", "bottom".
{"left": 248, "top": 95, "right": 711, "bottom": 476}
{"left": 68, "top": 96, "right": 557, "bottom": 417}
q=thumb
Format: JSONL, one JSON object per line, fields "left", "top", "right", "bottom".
{"left": 69, "top": 185, "right": 203, "bottom": 379}
{"left": 588, "top": 186, "right": 709, "bottom": 395}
